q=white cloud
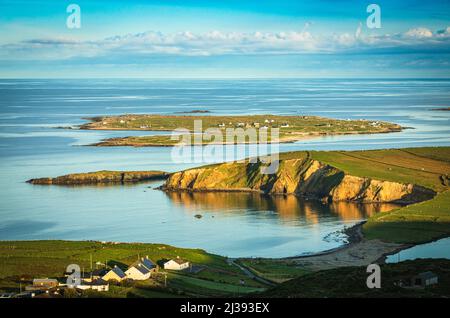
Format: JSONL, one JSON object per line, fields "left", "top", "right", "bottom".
{"left": 404, "top": 27, "right": 433, "bottom": 38}
{"left": 1, "top": 26, "right": 449, "bottom": 61}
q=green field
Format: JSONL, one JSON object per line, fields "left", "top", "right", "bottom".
{"left": 363, "top": 191, "right": 450, "bottom": 243}
{"left": 0, "top": 240, "right": 266, "bottom": 296}
{"left": 80, "top": 114, "right": 402, "bottom": 146}
{"left": 275, "top": 147, "right": 450, "bottom": 192}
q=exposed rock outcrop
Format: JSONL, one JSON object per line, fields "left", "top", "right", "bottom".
{"left": 162, "top": 159, "right": 435, "bottom": 204}
{"left": 27, "top": 170, "right": 168, "bottom": 185}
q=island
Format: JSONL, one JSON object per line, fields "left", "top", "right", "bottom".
{"left": 79, "top": 114, "right": 403, "bottom": 147}
{"left": 27, "top": 170, "right": 168, "bottom": 185}
{"left": 431, "top": 107, "right": 450, "bottom": 111}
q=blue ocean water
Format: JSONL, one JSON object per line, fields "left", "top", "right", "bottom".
{"left": 0, "top": 79, "right": 449, "bottom": 257}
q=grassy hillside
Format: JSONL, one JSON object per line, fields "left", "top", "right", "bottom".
{"left": 308, "top": 148, "right": 450, "bottom": 192}
{"left": 259, "top": 259, "right": 450, "bottom": 298}
{"left": 363, "top": 191, "right": 450, "bottom": 243}
{"left": 0, "top": 240, "right": 265, "bottom": 296}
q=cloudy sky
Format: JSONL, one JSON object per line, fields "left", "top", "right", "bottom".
{"left": 1, "top": 0, "right": 449, "bottom": 78}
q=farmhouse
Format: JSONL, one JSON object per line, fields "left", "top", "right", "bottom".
{"left": 164, "top": 257, "right": 190, "bottom": 270}
{"left": 125, "top": 256, "right": 156, "bottom": 280}
{"left": 102, "top": 265, "right": 126, "bottom": 282}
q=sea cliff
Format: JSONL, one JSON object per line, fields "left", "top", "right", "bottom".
{"left": 162, "top": 157, "right": 436, "bottom": 204}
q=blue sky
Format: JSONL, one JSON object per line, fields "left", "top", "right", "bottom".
{"left": 1, "top": 0, "right": 449, "bottom": 78}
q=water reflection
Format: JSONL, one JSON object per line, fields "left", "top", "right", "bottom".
{"left": 164, "top": 191, "right": 401, "bottom": 223}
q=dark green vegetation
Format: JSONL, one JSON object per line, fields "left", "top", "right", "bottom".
{"left": 260, "top": 259, "right": 450, "bottom": 298}
{"left": 81, "top": 114, "right": 402, "bottom": 146}
{"left": 0, "top": 241, "right": 265, "bottom": 297}
{"left": 27, "top": 170, "right": 168, "bottom": 185}
{"left": 238, "top": 259, "right": 310, "bottom": 283}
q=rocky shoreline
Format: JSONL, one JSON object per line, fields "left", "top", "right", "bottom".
{"left": 27, "top": 170, "right": 169, "bottom": 185}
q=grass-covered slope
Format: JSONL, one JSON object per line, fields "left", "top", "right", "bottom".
{"left": 363, "top": 191, "right": 450, "bottom": 243}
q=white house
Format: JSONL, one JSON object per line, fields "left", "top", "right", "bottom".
{"left": 125, "top": 264, "right": 152, "bottom": 280}
{"left": 164, "top": 258, "right": 190, "bottom": 271}
{"left": 125, "top": 257, "right": 156, "bottom": 281}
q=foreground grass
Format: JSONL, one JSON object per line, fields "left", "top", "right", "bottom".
{"left": 239, "top": 259, "right": 310, "bottom": 283}
{"left": 0, "top": 240, "right": 265, "bottom": 296}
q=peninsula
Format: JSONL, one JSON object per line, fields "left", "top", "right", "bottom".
{"left": 27, "top": 170, "right": 168, "bottom": 185}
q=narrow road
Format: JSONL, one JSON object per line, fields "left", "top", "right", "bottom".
{"left": 228, "top": 258, "right": 277, "bottom": 287}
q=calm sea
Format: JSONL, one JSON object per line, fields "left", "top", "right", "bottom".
{"left": 0, "top": 79, "right": 449, "bottom": 257}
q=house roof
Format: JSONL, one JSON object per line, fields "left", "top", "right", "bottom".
{"left": 134, "top": 264, "right": 150, "bottom": 275}
{"left": 130, "top": 257, "right": 156, "bottom": 272}
{"left": 141, "top": 258, "right": 156, "bottom": 270}
{"left": 167, "top": 258, "right": 189, "bottom": 265}
{"left": 110, "top": 267, "right": 126, "bottom": 279}
{"left": 91, "top": 269, "right": 108, "bottom": 277}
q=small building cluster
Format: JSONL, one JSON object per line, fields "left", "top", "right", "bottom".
{"left": 217, "top": 118, "right": 290, "bottom": 130}
{"left": 6, "top": 256, "right": 191, "bottom": 297}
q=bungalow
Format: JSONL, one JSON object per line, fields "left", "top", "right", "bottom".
{"left": 218, "top": 123, "right": 226, "bottom": 128}
{"left": 125, "top": 256, "right": 156, "bottom": 281}
{"left": 125, "top": 263, "right": 152, "bottom": 280}
{"left": 164, "top": 257, "right": 190, "bottom": 271}
{"left": 101, "top": 265, "right": 126, "bottom": 282}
